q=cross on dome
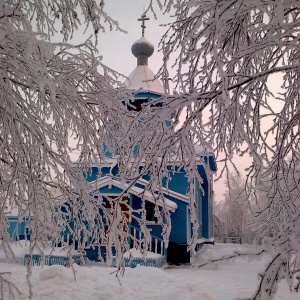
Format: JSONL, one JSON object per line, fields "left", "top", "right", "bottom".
{"left": 131, "top": 14, "right": 154, "bottom": 66}
{"left": 138, "top": 13, "right": 149, "bottom": 37}
{"left": 124, "top": 13, "right": 165, "bottom": 94}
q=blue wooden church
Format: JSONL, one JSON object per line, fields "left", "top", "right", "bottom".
{"left": 6, "top": 16, "right": 217, "bottom": 265}
{"left": 81, "top": 18, "right": 217, "bottom": 264}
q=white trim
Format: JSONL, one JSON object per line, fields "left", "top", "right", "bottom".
{"left": 87, "top": 177, "right": 177, "bottom": 212}
{"left": 83, "top": 163, "right": 205, "bottom": 204}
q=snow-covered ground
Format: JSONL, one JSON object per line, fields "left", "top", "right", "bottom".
{"left": 0, "top": 243, "right": 298, "bottom": 300}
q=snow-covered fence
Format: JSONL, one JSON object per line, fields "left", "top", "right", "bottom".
{"left": 24, "top": 254, "right": 82, "bottom": 266}
{"left": 111, "top": 255, "right": 166, "bottom": 268}
{"left": 109, "top": 225, "right": 167, "bottom": 268}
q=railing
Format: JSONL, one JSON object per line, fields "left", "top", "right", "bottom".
{"left": 49, "top": 225, "right": 167, "bottom": 267}
{"left": 130, "top": 225, "right": 166, "bottom": 256}
{"left": 109, "top": 225, "right": 167, "bottom": 268}
{"left": 60, "top": 226, "right": 166, "bottom": 256}
{"left": 24, "top": 254, "right": 82, "bottom": 267}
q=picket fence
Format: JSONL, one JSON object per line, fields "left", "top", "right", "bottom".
{"left": 24, "top": 254, "right": 82, "bottom": 267}
{"left": 111, "top": 255, "right": 166, "bottom": 268}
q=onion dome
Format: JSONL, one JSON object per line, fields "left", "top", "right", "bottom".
{"left": 124, "top": 13, "right": 164, "bottom": 94}
{"left": 131, "top": 37, "right": 154, "bottom": 66}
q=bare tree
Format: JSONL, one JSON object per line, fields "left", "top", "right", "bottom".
{"left": 1, "top": 0, "right": 300, "bottom": 298}
{"left": 215, "top": 173, "right": 257, "bottom": 244}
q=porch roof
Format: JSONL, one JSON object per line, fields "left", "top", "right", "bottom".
{"left": 87, "top": 176, "right": 177, "bottom": 212}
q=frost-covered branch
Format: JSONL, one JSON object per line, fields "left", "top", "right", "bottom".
{"left": 0, "top": 0, "right": 134, "bottom": 267}
{"left": 195, "top": 248, "right": 266, "bottom": 269}
{"left": 0, "top": 272, "right": 21, "bottom": 299}
{"left": 112, "top": 0, "right": 300, "bottom": 297}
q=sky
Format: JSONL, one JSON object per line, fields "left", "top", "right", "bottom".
{"left": 96, "top": 1, "right": 173, "bottom": 77}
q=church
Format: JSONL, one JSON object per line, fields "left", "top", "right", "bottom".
{"left": 81, "top": 15, "right": 217, "bottom": 264}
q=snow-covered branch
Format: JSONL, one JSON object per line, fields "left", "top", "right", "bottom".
{"left": 113, "top": 0, "right": 300, "bottom": 297}
{"left": 0, "top": 0, "right": 132, "bottom": 268}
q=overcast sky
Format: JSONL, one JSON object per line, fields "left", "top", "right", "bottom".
{"left": 92, "top": 1, "right": 172, "bottom": 77}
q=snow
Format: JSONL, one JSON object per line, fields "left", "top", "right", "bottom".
{"left": 195, "top": 242, "right": 264, "bottom": 264}
{"left": 194, "top": 144, "right": 214, "bottom": 155}
{"left": 5, "top": 206, "right": 30, "bottom": 217}
{"left": 123, "top": 248, "right": 162, "bottom": 259}
{"left": 5, "top": 206, "right": 19, "bottom": 216}
{"left": 39, "top": 265, "right": 75, "bottom": 282}
{"left": 132, "top": 37, "right": 154, "bottom": 48}
{"left": 1, "top": 243, "right": 298, "bottom": 299}
{"left": 124, "top": 65, "right": 165, "bottom": 94}
{"left": 194, "top": 144, "right": 204, "bottom": 155}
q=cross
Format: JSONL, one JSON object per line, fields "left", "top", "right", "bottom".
{"left": 138, "top": 13, "right": 150, "bottom": 37}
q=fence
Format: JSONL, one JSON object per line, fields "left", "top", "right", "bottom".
{"left": 24, "top": 254, "right": 82, "bottom": 267}
{"left": 110, "top": 225, "right": 167, "bottom": 268}
{"left": 111, "top": 255, "right": 166, "bottom": 268}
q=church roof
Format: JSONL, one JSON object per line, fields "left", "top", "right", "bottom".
{"left": 124, "top": 31, "right": 164, "bottom": 94}
{"left": 86, "top": 176, "right": 177, "bottom": 212}
{"left": 124, "top": 65, "right": 165, "bottom": 94}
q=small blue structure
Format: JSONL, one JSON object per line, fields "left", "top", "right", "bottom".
{"left": 81, "top": 152, "right": 216, "bottom": 264}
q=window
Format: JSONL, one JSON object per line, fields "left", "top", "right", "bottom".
{"left": 145, "top": 201, "right": 158, "bottom": 223}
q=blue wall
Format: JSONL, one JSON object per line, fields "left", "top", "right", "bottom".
{"left": 128, "top": 194, "right": 164, "bottom": 244}
{"left": 195, "top": 180, "right": 203, "bottom": 238}
{"left": 201, "top": 183, "right": 209, "bottom": 238}
{"left": 99, "top": 185, "right": 123, "bottom": 194}
{"left": 163, "top": 166, "right": 189, "bottom": 195}
{"left": 84, "top": 167, "right": 111, "bottom": 183}
{"left": 78, "top": 156, "right": 214, "bottom": 249}
{"left": 84, "top": 167, "right": 99, "bottom": 182}
{"left": 168, "top": 196, "right": 188, "bottom": 244}
{"left": 81, "top": 163, "right": 212, "bottom": 243}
